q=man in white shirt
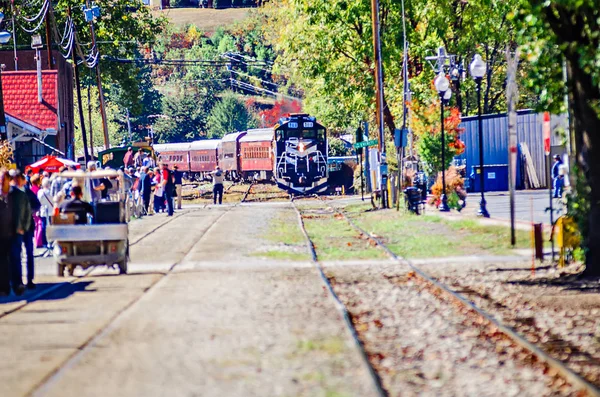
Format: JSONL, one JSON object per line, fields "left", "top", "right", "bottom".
{"left": 211, "top": 167, "right": 224, "bottom": 205}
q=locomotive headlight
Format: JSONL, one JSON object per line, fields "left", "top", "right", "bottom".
{"left": 299, "top": 143, "right": 305, "bottom": 152}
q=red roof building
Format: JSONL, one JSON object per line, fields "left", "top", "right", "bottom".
{"left": 3, "top": 71, "right": 59, "bottom": 131}
{"left": 0, "top": 50, "right": 74, "bottom": 168}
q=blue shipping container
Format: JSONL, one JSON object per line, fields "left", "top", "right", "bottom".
{"left": 469, "top": 164, "right": 509, "bottom": 192}
{"left": 456, "top": 110, "right": 568, "bottom": 190}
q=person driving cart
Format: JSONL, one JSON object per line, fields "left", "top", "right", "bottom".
{"left": 58, "top": 185, "right": 94, "bottom": 224}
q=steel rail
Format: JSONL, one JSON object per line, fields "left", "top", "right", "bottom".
{"left": 327, "top": 202, "right": 600, "bottom": 397}
{"left": 29, "top": 202, "right": 240, "bottom": 396}
{"left": 291, "top": 199, "right": 388, "bottom": 397}
{"left": 129, "top": 210, "right": 188, "bottom": 246}
{"left": 240, "top": 182, "right": 255, "bottom": 203}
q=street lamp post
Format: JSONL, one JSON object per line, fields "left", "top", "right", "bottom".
{"left": 470, "top": 54, "right": 490, "bottom": 218}
{"left": 434, "top": 73, "right": 451, "bottom": 212}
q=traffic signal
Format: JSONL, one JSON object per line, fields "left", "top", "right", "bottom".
{"left": 356, "top": 127, "right": 363, "bottom": 155}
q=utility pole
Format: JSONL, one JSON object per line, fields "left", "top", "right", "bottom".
{"left": 87, "top": 68, "right": 94, "bottom": 158}
{"left": 69, "top": 8, "right": 89, "bottom": 163}
{"left": 397, "top": 0, "right": 409, "bottom": 211}
{"left": 84, "top": 1, "right": 110, "bottom": 149}
{"left": 370, "top": 0, "right": 388, "bottom": 208}
{"left": 10, "top": 0, "right": 17, "bottom": 70}
{"left": 44, "top": 6, "right": 52, "bottom": 69}
{"left": 506, "top": 47, "right": 520, "bottom": 246}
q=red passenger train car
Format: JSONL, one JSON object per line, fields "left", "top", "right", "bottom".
{"left": 218, "top": 131, "right": 247, "bottom": 181}
{"left": 239, "top": 128, "right": 274, "bottom": 181}
{"left": 189, "top": 140, "right": 220, "bottom": 180}
{"left": 153, "top": 143, "right": 190, "bottom": 172}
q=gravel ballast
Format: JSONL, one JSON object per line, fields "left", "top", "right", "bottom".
{"left": 325, "top": 263, "right": 576, "bottom": 396}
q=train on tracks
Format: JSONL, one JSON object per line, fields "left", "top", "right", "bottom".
{"left": 153, "top": 114, "right": 333, "bottom": 195}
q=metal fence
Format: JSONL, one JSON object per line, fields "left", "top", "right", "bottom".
{"left": 456, "top": 110, "right": 567, "bottom": 190}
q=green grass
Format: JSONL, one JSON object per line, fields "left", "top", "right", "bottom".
{"left": 153, "top": 8, "right": 250, "bottom": 30}
{"left": 444, "top": 218, "right": 532, "bottom": 254}
{"left": 265, "top": 210, "right": 305, "bottom": 246}
{"left": 348, "top": 208, "right": 532, "bottom": 259}
{"left": 296, "top": 337, "right": 346, "bottom": 355}
{"left": 258, "top": 201, "right": 533, "bottom": 261}
{"left": 251, "top": 210, "right": 310, "bottom": 261}
{"left": 302, "top": 215, "right": 387, "bottom": 261}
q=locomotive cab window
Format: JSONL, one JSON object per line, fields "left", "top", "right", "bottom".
{"left": 301, "top": 129, "right": 317, "bottom": 139}
{"left": 286, "top": 129, "right": 301, "bottom": 139}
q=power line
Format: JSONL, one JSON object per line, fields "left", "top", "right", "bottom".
{"left": 103, "top": 55, "right": 230, "bottom": 66}
{"left": 229, "top": 68, "right": 280, "bottom": 89}
{"left": 230, "top": 78, "right": 300, "bottom": 101}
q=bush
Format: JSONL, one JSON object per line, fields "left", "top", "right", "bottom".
{"left": 567, "top": 165, "right": 590, "bottom": 261}
{"left": 328, "top": 138, "right": 352, "bottom": 157}
{"left": 428, "top": 166, "right": 467, "bottom": 210}
{"left": 0, "top": 140, "right": 13, "bottom": 168}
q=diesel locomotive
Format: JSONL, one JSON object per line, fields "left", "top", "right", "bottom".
{"left": 274, "top": 114, "right": 328, "bottom": 194}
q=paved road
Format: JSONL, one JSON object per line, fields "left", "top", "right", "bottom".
{"left": 1, "top": 204, "right": 377, "bottom": 397}
{"left": 467, "top": 190, "right": 564, "bottom": 225}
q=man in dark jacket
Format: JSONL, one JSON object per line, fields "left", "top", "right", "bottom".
{"left": 552, "top": 154, "right": 564, "bottom": 198}
{"left": 23, "top": 176, "right": 40, "bottom": 289}
{"left": 9, "top": 171, "right": 32, "bottom": 295}
{"left": 139, "top": 167, "right": 154, "bottom": 215}
{"left": 173, "top": 165, "right": 183, "bottom": 210}
{"left": 0, "top": 170, "right": 14, "bottom": 296}
{"left": 59, "top": 185, "right": 94, "bottom": 224}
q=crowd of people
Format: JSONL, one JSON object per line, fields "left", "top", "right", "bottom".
{"left": 127, "top": 162, "right": 181, "bottom": 216}
{"left": 0, "top": 153, "right": 185, "bottom": 297}
{"left": 0, "top": 145, "right": 234, "bottom": 297}
{"left": 0, "top": 168, "right": 59, "bottom": 296}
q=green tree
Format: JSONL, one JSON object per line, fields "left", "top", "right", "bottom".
{"left": 514, "top": 0, "right": 600, "bottom": 274}
{"left": 261, "top": 0, "right": 403, "bottom": 135}
{"left": 109, "top": 58, "right": 163, "bottom": 144}
{"left": 206, "top": 91, "right": 257, "bottom": 139}
{"left": 407, "top": 0, "right": 522, "bottom": 116}
{"left": 153, "top": 88, "right": 209, "bottom": 143}
{"left": 410, "top": 98, "right": 464, "bottom": 176}
{"left": 328, "top": 138, "right": 352, "bottom": 157}
{"left": 49, "top": 0, "right": 166, "bottom": 106}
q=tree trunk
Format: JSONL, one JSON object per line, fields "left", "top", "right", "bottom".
{"left": 566, "top": 58, "right": 600, "bottom": 276}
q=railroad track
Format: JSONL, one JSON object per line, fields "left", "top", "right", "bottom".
{"left": 310, "top": 199, "right": 600, "bottom": 396}
{"left": 291, "top": 199, "right": 388, "bottom": 397}
{"left": 27, "top": 199, "right": 242, "bottom": 396}
{"left": 241, "top": 182, "right": 290, "bottom": 203}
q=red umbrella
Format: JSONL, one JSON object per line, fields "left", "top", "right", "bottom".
{"left": 27, "top": 155, "right": 81, "bottom": 174}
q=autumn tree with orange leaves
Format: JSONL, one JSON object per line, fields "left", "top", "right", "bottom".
{"left": 409, "top": 97, "right": 465, "bottom": 177}
{"left": 258, "top": 99, "right": 302, "bottom": 127}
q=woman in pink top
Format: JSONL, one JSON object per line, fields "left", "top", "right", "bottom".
{"left": 29, "top": 175, "right": 44, "bottom": 248}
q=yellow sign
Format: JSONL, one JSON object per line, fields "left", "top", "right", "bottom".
{"left": 554, "top": 216, "right": 581, "bottom": 267}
